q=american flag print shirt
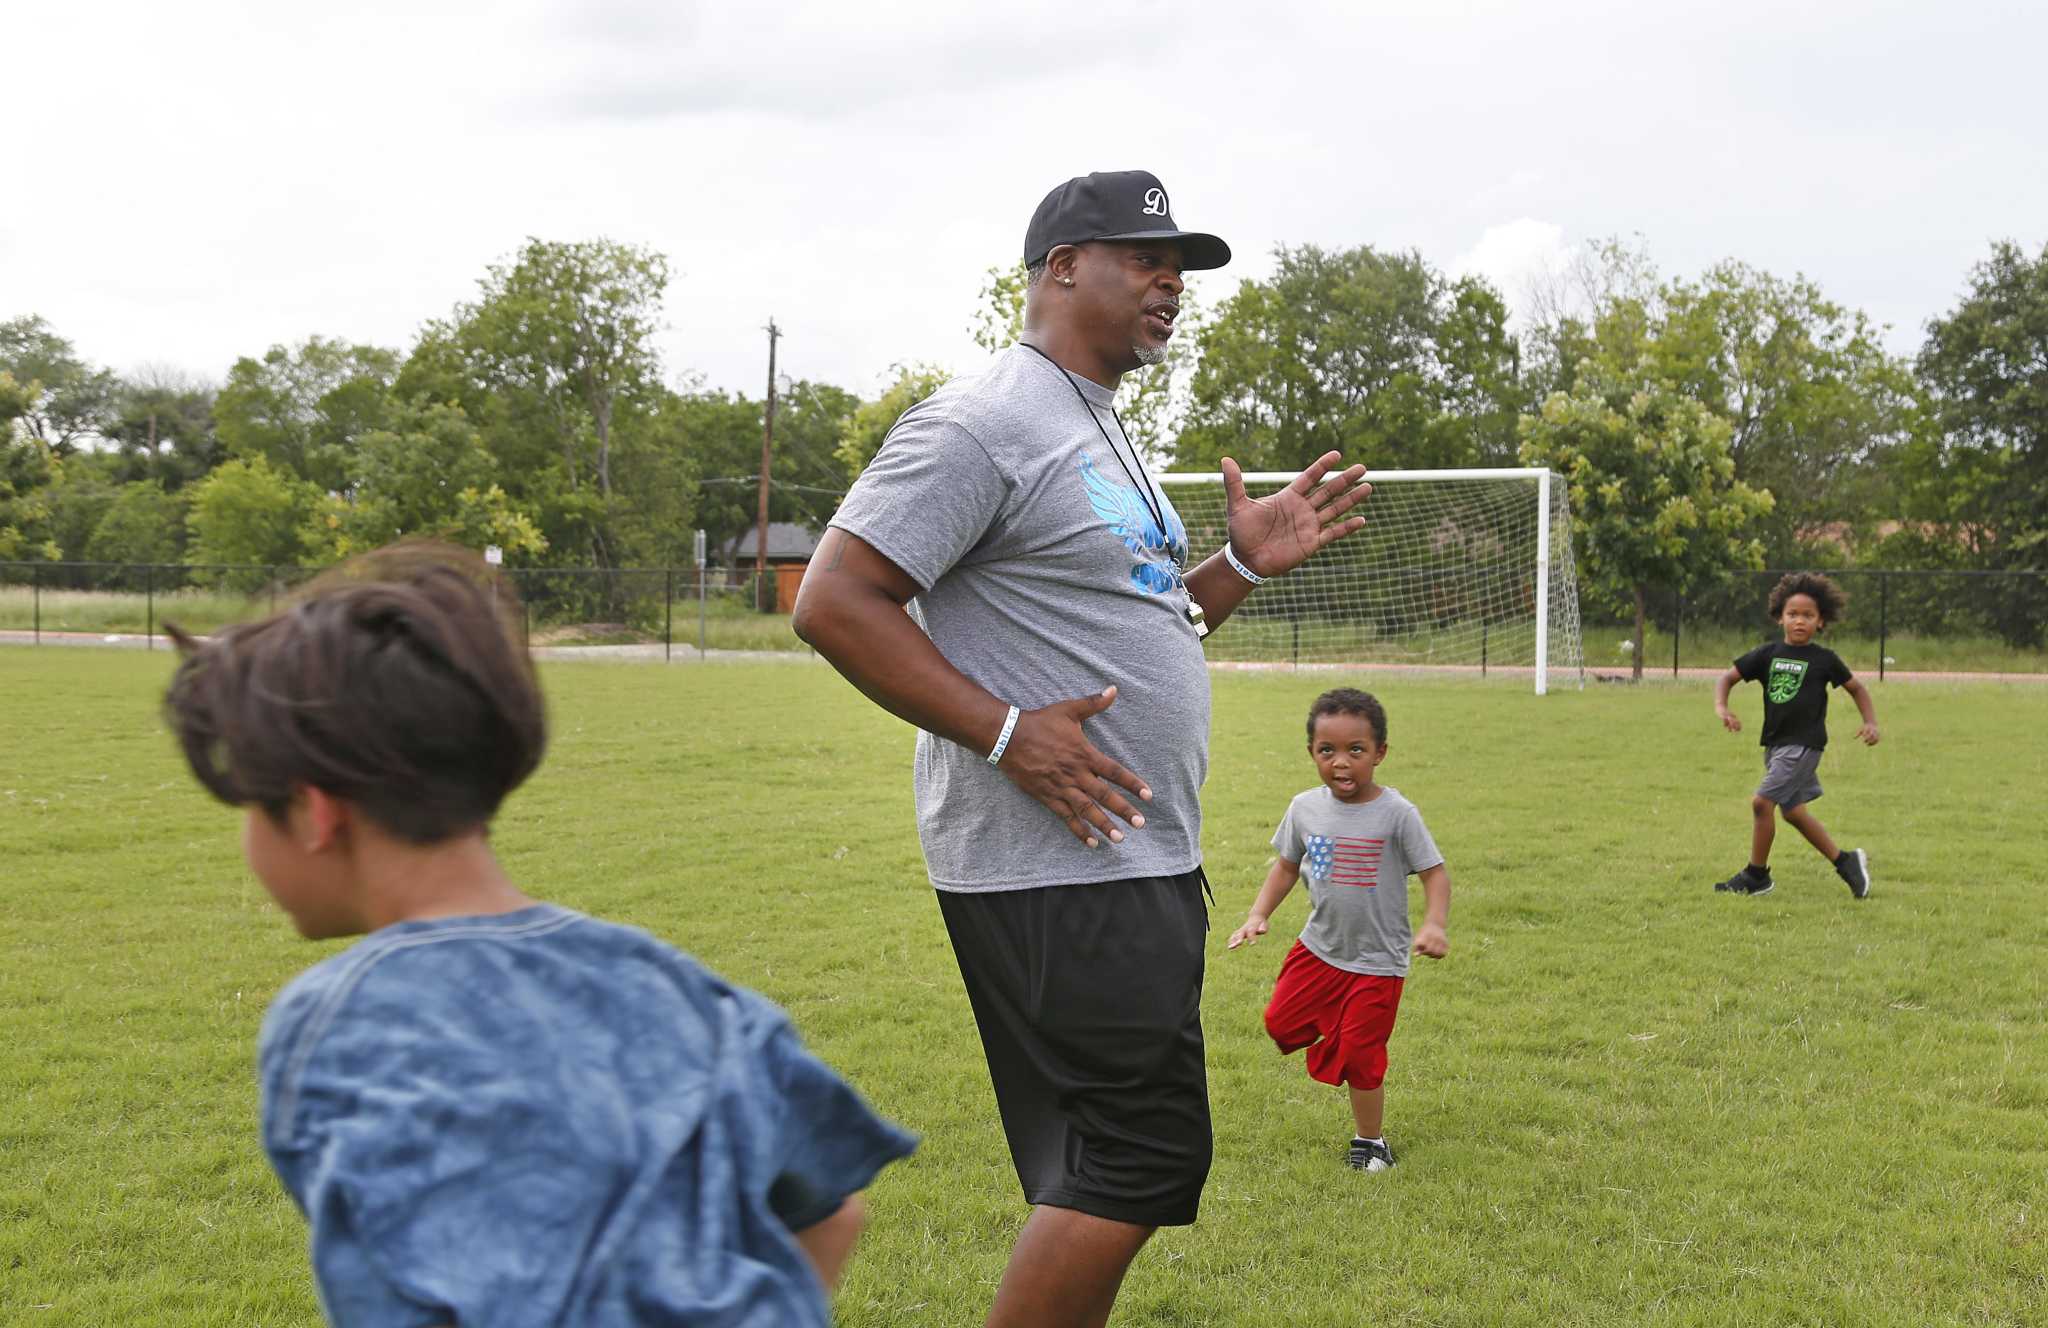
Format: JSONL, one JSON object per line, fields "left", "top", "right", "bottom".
{"left": 1271, "top": 785, "right": 1445, "bottom": 977}
{"left": 1302, "top": 834, "right": 1385, "bottom": 888}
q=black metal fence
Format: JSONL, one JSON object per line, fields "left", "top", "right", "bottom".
{"left": 1583, "top": 568, "right": 2048, "bottom": 678}
{"left": 8, "top": 561, "right": 2046, "bottom": 675}
{"left": 0, "top": 561, "right": 789, "bottom": 660}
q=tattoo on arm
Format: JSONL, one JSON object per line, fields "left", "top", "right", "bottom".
{"left": 821, "top": 530, "right": 848, "bottom": 573}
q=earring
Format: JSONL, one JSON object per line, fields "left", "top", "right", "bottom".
{"left": 1059, "top": 277, "right": 1074, "bottom": 286}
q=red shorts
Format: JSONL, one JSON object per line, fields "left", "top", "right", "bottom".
{"left": 1262, "top": 941, "right": 1404, "bottom": 1090}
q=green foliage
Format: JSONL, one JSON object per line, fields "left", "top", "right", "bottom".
{"left": 0, "top": 375, "right": 59, "bottom": 559}
{"left": 455, "top": 238, "right": 666, "bottom": 495}
{"left": 86, "top": 481, "right": 188, "bottom": 564}
{"left": 101, "top": 370, "right": 222, "bottom": 491}
{"left": 836, "top": 363, "right": 951, "bottom": 480}
{"left": 1175, "top": 245, "right": 1527, "bottom": 472}
{"left": 970, "top": 261, "right": 1028, "bottom": 354}
{"left": 1912, "top": 241, "right": 2048, "bottom": 576}
{"left": 0, "top": 315, "right": 118, "bottom": 453}
{"left": 312, "top": 400, "right": 541, "bottom": 561}
{"left": 183, "top": 457, "right": 323, "bottom": 579}
{"left": 43, "top": 457, "right": 121, "bottom": 560}
{"left": 403, "top": 238, "right": 671, "bottom": 568}
{"left": 1657, "top": 263, "right": 1916, "bottom": 559}
{"left": 1520, "top": 356, "right": 1772, "bottom": 677}
{"left": 214, "top": 337, "right": 400, "bottom": 491}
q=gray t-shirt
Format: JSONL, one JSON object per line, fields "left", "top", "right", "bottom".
{"left": 1272, "top": 786, "right": 1444, "bottom": 977}
{"left": 830, "top": 345, "right": 1208, "bottom": 892}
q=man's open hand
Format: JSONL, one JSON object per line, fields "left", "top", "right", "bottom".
{"left": 1222, "top": 452, "right": 1372, "bottom": 577}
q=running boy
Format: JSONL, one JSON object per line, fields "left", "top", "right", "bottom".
{"left": 1712, "top": 570, "right": 1881, "bottom": 899}
{"left": 1226, "top": 688, "right": 1450, "bottom": 1172}
{"left": 163, "top": 543, "right": 915, "bottom": 1327}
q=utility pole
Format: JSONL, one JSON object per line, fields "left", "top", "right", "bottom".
{"left": 754, "top": 318, "right": 781, "bottom": 608}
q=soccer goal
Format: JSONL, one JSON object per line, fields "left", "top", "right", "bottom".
{"left": 1160, "top": 467, "right": 1586, "bottom": 693}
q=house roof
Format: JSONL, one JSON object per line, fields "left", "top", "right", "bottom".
{"left": 725, "top": 522, "right": 822, "bottom": 561}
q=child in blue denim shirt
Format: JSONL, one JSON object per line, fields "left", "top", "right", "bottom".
{"left": 164, "top": 544, "right": 915, "bottom": 1326}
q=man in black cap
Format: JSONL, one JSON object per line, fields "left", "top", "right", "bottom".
{"left": 794, "top": 170, "right": 1371, "bottom": 1328}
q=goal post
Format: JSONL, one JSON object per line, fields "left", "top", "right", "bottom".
{"left": 1159, "top": 466, "right": 1585, "bottom": 693}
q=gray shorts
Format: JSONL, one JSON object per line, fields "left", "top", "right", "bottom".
{"left": 1757, "top": 744, "right": 1824, "bottom": 808}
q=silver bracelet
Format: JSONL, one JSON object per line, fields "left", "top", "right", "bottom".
{"left": 987, "top": 704, "right": 1021, "bottom": 766}
{"left": 1223, "top": 542, "right": 1268, "bottom": 585}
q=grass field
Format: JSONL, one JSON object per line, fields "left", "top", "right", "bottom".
{"left": 2, "top": 650, "right": 2042, "bottom": 1326}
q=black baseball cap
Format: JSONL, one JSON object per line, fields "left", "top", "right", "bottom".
{"left": 1023, "top": 170, "right": 1231, "bottom": 272}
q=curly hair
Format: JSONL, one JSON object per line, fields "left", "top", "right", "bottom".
{"left": 1768, "top": 571, "right": 1848, "bottom": 625}
{"left": 1306, "top": 687, "right": 1388, "bottom": 746}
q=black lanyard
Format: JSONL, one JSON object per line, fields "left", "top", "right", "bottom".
{"left": 1016, "top": 341, "right": 1174, "bottom": 561}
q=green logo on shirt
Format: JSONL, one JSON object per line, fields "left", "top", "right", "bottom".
{"left": 1766, "top": 658, "right": 1808, "bottom": 704}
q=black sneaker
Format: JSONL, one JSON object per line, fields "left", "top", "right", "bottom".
{"left": 1713, "top": 866, "right": 1774, "bottom": 896}
{"left": 1837, "top": 848, "right": 1871, "bottom": 899}
{"left": 1346, "top": 1137, "right": 1395, "bottom": 1172}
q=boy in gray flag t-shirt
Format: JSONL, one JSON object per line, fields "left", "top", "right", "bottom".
{"left": 1228, "top": 689, "right": 1451, "bottom": 1173}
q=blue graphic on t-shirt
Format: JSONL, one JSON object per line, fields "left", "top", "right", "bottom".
{"left": 1078, "top": 455, "right": 1189, "bottom": 594}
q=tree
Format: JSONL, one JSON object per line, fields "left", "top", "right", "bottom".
{"left": 458, "top": 240, "right": 665, "bottom": 491}
{"left": 323, "top": 401, "right": 544, "bottom": 561}
{"left": 103, "top": 367, "right": 223, "bottom": 490}
{"left": 1658, "top": 263, "right": 1916, "bottom": 559}
{"left": 0, "top": 316, "right": 117, "bottom": 453}
{"left": 762, "top": 378, "right": 858, "bottom": 526}
{"left": 836, "top": 364, "right": 951, "bottom": 480}
{"left": 405, "top": 239, "right": 670, "bottom": 568}
{"left": 0, "top": 371, "right": 59, "bottom": 558}
{"left": 87, "top": 482, "right": 188, "bottom": 565}
{"left": 1174, "top": 245, "right": 1527, "bottom": 473}
{"left": 1520, "top": 236, "right": 1663, "bottom": 401}
{"left": 214, "top": 337, "right": 400, "bottom": 491}
{"left": 970, "top": 261, "right": 1029, "bottom": 354}
{"left": 185, "top": 457, "right": 323, "bottom": 577}
{"left": 1520, "top": 358, "right": 1773, "bottom": 678}
{"left": 43, "top": 455, "right": 122, "bottom": 561}
{"left": 1913, "top": 240, "right": 2048, "bottom": 562}
{"left": 1525, "top": 241, "right": 1917, "bottom": 561}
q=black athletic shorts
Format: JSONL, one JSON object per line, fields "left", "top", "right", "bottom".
{"left": 936, "top": 867, "right": 1213, "bottom": 1228}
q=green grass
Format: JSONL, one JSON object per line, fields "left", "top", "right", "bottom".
{"left": 2, "top": 652, "right": 2042, "bottom": 1326}
{"left": 0, "top": 585, "right": 284, "bottom": 637}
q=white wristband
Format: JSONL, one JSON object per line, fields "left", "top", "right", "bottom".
{"left": 987, "top": 704, "right": 1021, "bottom": 766}
{"left": 1223, "top": 542, "right": 1268, "bottom": 585}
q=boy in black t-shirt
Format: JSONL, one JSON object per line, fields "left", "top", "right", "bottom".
{"left": 1711, "top": 572, "right": 1881, "bottom": 898}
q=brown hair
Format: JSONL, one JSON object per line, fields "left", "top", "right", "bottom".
{"left": 1767, "top": 571, "right": 1847, "bottom": 626}
{"left": 163, "top": 542, "right": 546, "bottom": 843}
{"left": 1307, "top": 687, "right": 1388, "bottom": 746}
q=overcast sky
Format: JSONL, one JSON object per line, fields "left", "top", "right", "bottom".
{"left": 9, "top": 0, "right": 2044, "bottom": 400}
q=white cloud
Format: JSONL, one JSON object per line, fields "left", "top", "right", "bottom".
{"left": 6, "top": 0, "right": 2045, "bottom": 392}
{"left": 1450, "top": 218, "right": 1572, "bottom": 326}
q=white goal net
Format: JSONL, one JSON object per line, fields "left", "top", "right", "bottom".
{"left": 1160, "top": 467, "right": 1586, "bottom": 692}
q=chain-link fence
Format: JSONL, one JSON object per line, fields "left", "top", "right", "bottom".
{"left": 1581, "top": 568, "right": 2048, "bottom": 678}
{"left": 0, "top": 562, "right": 798, "bottom": 658}
{"left": 9, "top": 561, "right": 2046, "bottom": 675}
